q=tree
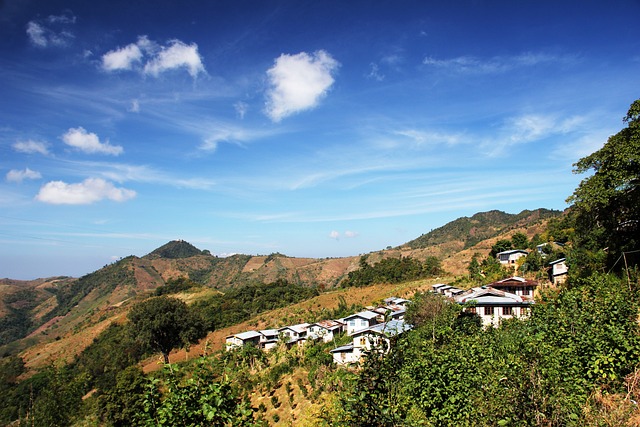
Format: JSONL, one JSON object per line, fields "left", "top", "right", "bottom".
{"left": 567, "top": 99, "right": 640, "bottom": 270}
{"left": 128, "top": 296, "right": 206, "bottom": 364}
{"left": 490, "top": 239, "right": 512, "bottom": 257}
{"left": 511, "top": 232, "right": 529, "bottom": 250}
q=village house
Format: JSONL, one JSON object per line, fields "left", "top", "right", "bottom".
{"left": 225, "top": 330, "right": 263, "bottom": 350}
{"left": 259, "top": 329, "right": 280, "bottom": 351}
{"left": 343, "top": 310, "right": 380, "bottom": 335}
{"left": 383, "top": 297, "right": 411, "bottom": 307}
{"left": 455, "top": 287, "right": 534, "bottom": 327}
{"left": 330, "top": 319, "right": 412, "bottom": 365}
{"left": 278, "top": 323, "right": 310, "bottom": 344}
{"left": 548, "top": 258, "right": 568, "bottom": 284}
{"left": 489, "top": 276, "right": 537, "bottom": 297}
{"left": 496, "top": 249, "right": 528, "bottom": 265}
{"left": 307, "top": 320, "right": 344, "bottom": 343}
{"left": 372, "top": 304, "right": 406, "bottom": 322}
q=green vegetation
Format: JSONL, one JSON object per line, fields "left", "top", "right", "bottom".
{"left": 568, "top": 99, "right": 640, "bottom": 273}
{"left": 128, "top": 296, "right": 207, "bottom": 364}
{"left": 192, "top": 279, "right": 319, "bottom": 330}
{"left": 154, "top": 276, "right": 202, "bottom": 296}
{"left": 405, "top": 208, "right": 561, "bottom": 250}
{"left": 0, "top": 289, "right": 39, "bottom": 346}
{"left": 144, "top": 240, "right": 205, "bottom": 259}
{"left": 49, "top": 258, "right": 136, "bottom": 320}
{"left": 341, "top": 255, "right": 443, "bottom": 287}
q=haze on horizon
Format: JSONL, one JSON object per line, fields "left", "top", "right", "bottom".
{"left": 1, "top": 0, "right": 639, "bottom": 280}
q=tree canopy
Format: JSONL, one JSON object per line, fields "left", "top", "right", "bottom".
{"left": 567, "top": 99, "right": 640, "bottom": 270}
{"left": 127, "top": 296, "right": 206, "bottom": 364}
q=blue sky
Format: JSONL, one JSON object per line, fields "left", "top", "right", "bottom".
{"left": 1, "top": 0, "right": 639, "bottom": 280}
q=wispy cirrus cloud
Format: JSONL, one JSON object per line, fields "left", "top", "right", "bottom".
{"left": 63, "top": 161, "right": 216, "bottom": 190}
{"left": 423, "top": 51, "right": 571, "bottom": 73}
{"left": 264, "top": 50, "right": 339, "bottom": 122}
{"left": 26, "top": 12, "right": 76, "bottom": 48}
{"left": 6, "top": 168, "right": 42, "bottom": 183}
{"left": 12, "top": 140, "right": 50, "bottom": 156}
{"left": 35, "top": 177, "right": 136, "bottom": 205}
{"left": 61, "top": 127, "right": 123, "bottom": 156}
{"left": 101, "top": 36, "right": 205, "bottom": 78}
{"left": 483, "top": 113, "right": 587, "bottom": 157}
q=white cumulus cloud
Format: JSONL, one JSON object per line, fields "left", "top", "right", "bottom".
{"left": 61, "top": 127, "right": 123, "bottom": 155}
{"left": 143, "top": 39, "right": 205, "bottom": 77}
{"left": 102, "top": 36, "right": 205, "bottom": 78}
{"left": 102, "top": 43, "right": 143, "bottom": 71}
{"left": 265, "top": 50, "right": 339, "bottom": 122}
{"left": 12, "top": 140, "right": 50, "bottom": 155}
{"left": 329, "top": 230, "right": 340, "bottom": 240}
{"left": 35, "top": 178, "right": 136, "bottom": 205}
{"left": 6, "top": 168, "right": 42, "bottom": 183}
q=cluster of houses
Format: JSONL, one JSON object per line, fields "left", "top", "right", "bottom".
{"left": 225, "top": 297, "right": 412, "bottom": 365}
{"left": 225, "top": 274, "right": 545, "bottom": 364}
{"left": 496, "top": 243, "right": 568, "bottom": 284}
{"left": 432, "top": 276, "right": 537, "bottom": 327}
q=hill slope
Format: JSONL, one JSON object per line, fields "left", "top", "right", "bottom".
{"left": 1, "top": 208, "right": 560, "bottom": 364}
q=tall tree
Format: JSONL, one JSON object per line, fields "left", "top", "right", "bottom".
{"left": 567, "top": 99, "right": 640, "bottom": 270}
{"left": 128, "top": 296, "right": 206, "bottom": 364}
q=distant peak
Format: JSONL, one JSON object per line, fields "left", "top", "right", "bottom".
{"left": 145, "top": 240, "right": 205, "bottom": 259}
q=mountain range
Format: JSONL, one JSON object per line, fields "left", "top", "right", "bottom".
{"left": 0, "top": 208, "right": 561, "bottom": 368}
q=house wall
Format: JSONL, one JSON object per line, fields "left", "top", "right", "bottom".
{"left": 346, "top": 317, "right": 374, "bottom": 335}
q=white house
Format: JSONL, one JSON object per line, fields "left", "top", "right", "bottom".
{"left": 330, "top": 319, "right": 412, "bottom": 365}
{"left": 548, "top": 258, "right": 568, "bottom": 284}
{"left": 489, "top": 276, "right": 537, "bottom": 297}
{"left": 259, "top": 329, "right": 280, "bottom": 351}
{"left": 383, "top": 297, "right": 411, "bottom": 307}
{"left": 455, "top": 287, "right": 533, "bottom": 327}
{"left": 343, "top": 311, "right": 379, "bottom": 335}
{"left": 372, "top": 304, "right": 406, "bottom": 322}
{"left": 307, "top": 320, "right": 345, "bottom": 342}
{"left": 278, "top": 323, "right": 310, "bottom": 343}
{"left": 496, "top": 249, "right": 528, "bottom": 265}
{"left": 225, "top": 331, "right": 263, "bottom": 351}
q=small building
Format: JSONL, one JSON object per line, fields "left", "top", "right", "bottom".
{"left": 278, "top": 323, "right": 310, "bottom": 343}
{"left": 496, "top": 249, "right": 529, "bottom": 265}
{"left": 307, "top": 320, "right": 345, "bottom": 342}
{"left": 383, "top": 297, "right": 411, "bottom": 307}
{"left": 489, "top": 276, "right": 537, "bottom": 297}
{"left": 431, "top": 283, "right": 448, "bottom": 293}
{"left": 225, "top": 331, "right": 262, "bottom": 351}
{"left": 259, "top": 329, "right": 280, "bottom": 351}
{"left": 455, "top": 287, "right": 533, "bottom": 327}
{"left": 548, "top": 258, "right": 568, "bottom": 284}
{"left": 372, "top": 304, "right": 406, "bottom": 322}
{"left": 343, "top": 311, "right": 379, "bottom": 335}
{"left": 331, "top": 319, "right": 412, "bottom": 365}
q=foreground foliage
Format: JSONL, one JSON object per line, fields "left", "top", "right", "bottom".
{"left": 330, "top": 272, "right": 640, "bottom": 426}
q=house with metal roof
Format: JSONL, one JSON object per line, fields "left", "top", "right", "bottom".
{"left": 330, "top": 319, "right": 412, "bottom": 365}
{"left": 225, "top": 330, "right": 263, "bottom": 351}
{"left": 307, "top": 320, "right": 345, "bottom": 343}
{"left": 489, "top": 276, "right": 537, "bottom": 297}
{"left": 496, "top": 249, "right": 528, "bottom": 265}
{"left": 455, "top": 287, "right": 533, "bottom": 327}
{"left": 548, "top": 258, "right": 568, "bottom": 284}
{"left": 343, "top": 310, "right": 380, "bottom": 335}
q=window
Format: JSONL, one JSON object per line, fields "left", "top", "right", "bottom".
{"left": 503, "top": 306, "right": 513, "bottom": 316}
{"left": 522, "top": 288, "right": 530, "bottom": 296}
{"left": 484, "top": 306, "right": 494, "bottom": 316}
{"left": 359, "top": 337, "right": 366, "bottom": 346}
{"left": 466, "top": 307, "right": 476, "bottom": 314}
